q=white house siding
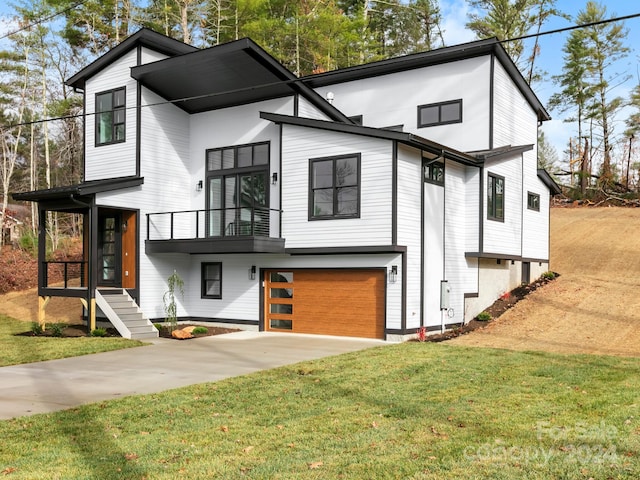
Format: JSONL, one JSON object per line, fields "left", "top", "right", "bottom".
{"left": 522, "top": 177, "right": 551, "bottom": 260}
{"left": 140, "top": 47, "right": 169, "bottom": 64}
{"left": 444, "top": 161, "right": 479, "bottom": 326}
{"left": 154, "top": 253, "right": 404, "bottom": 331}
{"left": 396, "top": 144, "right": 423, "bottom": 330}
{"left": 84, "top": 49, "right": 138, "bottom": 181}
{"left": 280, "top": 125, "right": 393, "bottom": 248}
{"left": 423, "top": 173, "right": 444, "bottom": 328}
{"left": 313, "top": 56, "right": 492, "bottom": 152}
{"left": 297, "top": 96, "right": 332, "bottom": 121}
{"left": 482, "top": 156, "right": 523, "bottom": 255}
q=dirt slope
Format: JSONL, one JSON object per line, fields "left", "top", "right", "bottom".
{"left": 451, "top": 207, "right": 640, "bottom": 357}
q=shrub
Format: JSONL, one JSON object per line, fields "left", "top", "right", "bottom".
{"left": 542, "top": 271, "right": 556, "bottom": 280}
{"left": 476, "top": 311, "right": 491, "bottom": 322}
{"left": 18, "top": 231, "right": 38, "bottom": 257}
{"left": 191, "top": 326, "right": 208, "bottom": 335}
{"left": 416, "top": 326, "right": 427, "bottom": 342}
{"left": 30, "top": 322, "right": 43, "bottom": 335}
{"left": 49, "top": 323, "right": 65, "bottom": 337}
{"left": 91, "top": 328, "right": 107, "bottom": 337}
{"left": 153, "top": 323, "right": 164, "bottom": 331}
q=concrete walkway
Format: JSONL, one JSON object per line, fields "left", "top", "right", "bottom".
{"left": 0, "top": 331, "right": 384, "bottom": 420}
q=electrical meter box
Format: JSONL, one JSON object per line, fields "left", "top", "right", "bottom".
{"left": 440, "top": 280, "right": 450, "bottom": 310}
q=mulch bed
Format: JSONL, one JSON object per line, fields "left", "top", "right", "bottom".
{"left": 423, "top": 273, "right": 559, "bottom": 343}
{"left": 16, "top": 323, "right": 240, "bottom": 339}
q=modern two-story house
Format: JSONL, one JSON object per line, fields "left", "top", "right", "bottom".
{"left": 14, "top": 28, "right": 559, "bottom": 340}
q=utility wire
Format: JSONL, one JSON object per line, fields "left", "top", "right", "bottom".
{"left": 0, "top": 0, "right": 89, "bottom": 41}
{"left": 2, "top": 11, "right": 640, "bottom": 131}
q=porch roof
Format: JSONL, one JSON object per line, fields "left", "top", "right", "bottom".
{"left": 12, "top": 176, "right": 144, "bottom": 203}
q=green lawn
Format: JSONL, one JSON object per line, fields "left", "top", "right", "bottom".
{"left": 0, "top": 342, "right": 638, "bottom": 479}
{"left": 0, "top": 315, "right": 146, "bottom": 367}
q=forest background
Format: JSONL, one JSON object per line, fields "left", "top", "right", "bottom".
{"left": 1, "top": 0, "right": 640, "bottom": 250}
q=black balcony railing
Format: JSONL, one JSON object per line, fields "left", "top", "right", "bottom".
{"left": 43, "top": 261, "right": 86, "bottom": 288}
{"left": 146, "top": 207, "right": 281, "bottom": 241}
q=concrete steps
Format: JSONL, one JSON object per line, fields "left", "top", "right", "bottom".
{"left": 96, "top": 290, "right": 159, "bottom": 340}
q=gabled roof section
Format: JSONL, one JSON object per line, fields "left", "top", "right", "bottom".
{"left": 537, "top": 169, "right": 562, "bottom": 195}
{"left": 66, "top": 28, "right": 197, "bottom": 90}
{"left": 302, "top": 38, "right": 550, "bottom": 123}
{"left": 130, "top": 38, "right": 351, "bottom": 121}
{"left": 260, "top": 112, "right": 479, "bottom": 166}
{"left": 468, "top": 144, "right": 534, "bottom": 162}
{"left": 12, "top": 176, "right": 144, "bottom": 202}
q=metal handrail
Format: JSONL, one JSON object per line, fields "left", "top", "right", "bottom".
{"left": 146, "top": 207, "right": 280, "bottom": 241}
{"left": 43, "top": 261, "right": 86, "bottom": 288}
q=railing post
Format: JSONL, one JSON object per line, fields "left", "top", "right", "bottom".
{"left": 146, "top": 214, "right": 150, "bottom": 240}
{"left": 43, "top": 262, "right": 48, "bottom": 288}
{"left": 170, "top": 212, "right": 174, "bottom": 240}
{"left": 196, "top": 210, "right": 199, "bottom": 238}
{"left": 64, "top": 262, "right": 68, "bottom": 288}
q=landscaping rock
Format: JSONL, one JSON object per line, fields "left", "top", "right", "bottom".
{"left": 171, "top": 329, "right": 194, "bottom": 339}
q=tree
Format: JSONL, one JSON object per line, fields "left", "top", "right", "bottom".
{"left": 466, "top": 0, "right": 565, "bottom": 82}
{"left": 537, "top": 130, "right": 558, "bottom": 171}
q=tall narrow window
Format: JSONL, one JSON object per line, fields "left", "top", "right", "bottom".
{"left": 487, "top": 173, "right": 505, "bottom": 221}
{"left": 202, "top": 262, "right": 222, "bottom": 299}
{"left": 418, "top": 99, "right": 462, "bottom": 128}
{"left": 96, "top": 87, "right": 126, "bottom": 146}
{"left": 309, "top": 154, "right": 360, "bottom": 220}
{"left": 527, "top": 192, "right": 540, "bottom": 211}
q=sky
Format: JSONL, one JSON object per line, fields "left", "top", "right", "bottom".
{"left": 1, "top": 0, "right": 639, "bottom": 164}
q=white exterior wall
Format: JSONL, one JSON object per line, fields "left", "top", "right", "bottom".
{"left": 280, "top": 125, "right": 393, "bottom": 247}
{"left": 297, "top": 96, "right": 332, "bottom": 121}
{"left": 314, "top": 56, "right": 492, "bottom": 152}
{"left": 482, "top": 156, "right": 523, "bottom": 255}
{"left": 444, "top": 161, "right": 480, "bottom": 326}
{"left": 423, "top": 176, "right": 444, "bottom": 328}
{"left": 396, "top": 145, "right": 423, "bottom": 330}
{"left": 84, "top": 50, "right": 139, "bottom": 181}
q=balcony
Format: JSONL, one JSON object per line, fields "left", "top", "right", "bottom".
{"left": 145, "top": 207, "right": 285, "bottom": 254}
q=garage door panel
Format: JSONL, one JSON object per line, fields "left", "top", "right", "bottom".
{"left": 265, "top": 269, "right": 385, "bottom": 339}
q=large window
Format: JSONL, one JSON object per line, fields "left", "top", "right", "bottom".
{"left": 96, "top": 87, "right": 126, "bottom": 146}
{"left": 201, "top": 262, "right": 222, "bottom": 299}
{"left": 527, "top": 192, "right": 540, "bottom": 211}
{"left": 487, "top": 173, "right": 505, "bottom": 221}
{"left": 206, "top": 142, "right": 269, "bottom": 237}
{"left": 309, "top": 154, "right": 360, "bottom": 220}
{"left": 418, "top": 99, "right": 462, "bottom": 128}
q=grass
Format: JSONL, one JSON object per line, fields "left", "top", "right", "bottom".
{"left": 0, "top": 343, "right": 638, "bottom": 479}
{"left": 0, "top": 315, "right": 146, "bottom": 367}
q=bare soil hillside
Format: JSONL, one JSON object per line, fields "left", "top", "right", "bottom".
{"left": 451, "top": 207, "right": 640, "bottom": 357}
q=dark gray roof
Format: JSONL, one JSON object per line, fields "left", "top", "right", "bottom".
{"left": 260, "top": 112, "right": 480, "bottom": 166}
{"left": 12, "top": 176, "right": 144, "bottom": 202}
{"left": 130, "top": 38, "right": 351, "bottom": 121}
{"left": 301, "top": 37, "right": 550, "bottom": 123}
{"left": 468, "top": 144, "right": 534, "bottom": 162}
{"left": 537, "top": 169, "right": 562, "bottom": 195}
{"left": 66, "top": 28, "right": 197, "bottom": 90}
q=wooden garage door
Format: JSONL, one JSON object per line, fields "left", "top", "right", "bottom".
{"left": 264, "top": 269, "right": 385, "bottom": 339}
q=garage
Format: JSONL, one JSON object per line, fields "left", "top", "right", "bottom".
{"left": 264, "top": 269, "right": 386, "bottom": 339}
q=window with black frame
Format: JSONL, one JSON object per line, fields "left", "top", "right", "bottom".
{"left": 96, "top": 87, "right": 126, "bottom": 146}
{"left": 487, "top": 173, "right": 505, "bottom": 221}
{"left": 309, "top": 154, "right": 360, "bottom": 220}
{"left": 206, "top": 142, "right": 269, "bottom": 237}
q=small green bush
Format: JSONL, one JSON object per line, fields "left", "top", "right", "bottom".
{"left": 18, "top": 231, "right": 38, "bottom": 256}
{"left": 476, "top": 311, "right": 491, "bottom": 322}
{"left": 91, "top": 328, "right": 107, "bottom": 337}
{"left": 191, "top": 326, "right": 208, "bottom": 335}
{"left": 542, "top": 271, "right": 556, "bottom": 280}
{"left": 49, "top": 323, "right": 65, "bottom": 337}
{"left": 153, "top": 323, "right": 164, "bottom": 331}
{"left": 30, "top": 322, "right": 43, "bottom": 335}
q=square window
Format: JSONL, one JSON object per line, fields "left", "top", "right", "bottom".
{"left": 202, "top": 262, "right": 222, "bottom": 299}
{"left": 424, "top": 160, "right": 445, "bottom": 185}
{"left": 528, "top": 192, "right": 540, "bottom": 211}
{"left": 309, "top": 155, "right": 360, "bottom": 220}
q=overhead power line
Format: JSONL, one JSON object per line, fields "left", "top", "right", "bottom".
{"left": 2, "top": 11, "right": 640, "bottom": 131}
{"left": 0, "top": 0, "right": 89, "bottom": 41}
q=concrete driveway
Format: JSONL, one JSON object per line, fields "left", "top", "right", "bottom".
{"left": 0, "top": 331, "right": 384, "bottom": 420}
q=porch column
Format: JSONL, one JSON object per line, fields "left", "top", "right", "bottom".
{"left": 37, "top": 206, "right": 48, "bottom": 328}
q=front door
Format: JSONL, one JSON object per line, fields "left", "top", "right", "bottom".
{"left": 98, "top": 212, "right": 122, "bottom": 287}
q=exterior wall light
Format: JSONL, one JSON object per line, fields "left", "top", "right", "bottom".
{"left": 272, "top": 172, "right": 278, "bottom": 184}
{"left": 250, "top": 265, "right": 257, "bottom": 280}
{"left": 390, "top": 265, "right": 398, "bottom": 283}
{"left": 196, "top": 180, "right": 203, "bottom": 191}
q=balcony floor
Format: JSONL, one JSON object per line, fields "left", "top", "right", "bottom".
{"left": 145, "top": 236, "right": 285, "bottom": 254}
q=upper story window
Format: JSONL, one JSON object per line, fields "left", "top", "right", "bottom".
{"left": 96, "top": 87, "right": 126, "bottom": 146}
{"left": 424, "top": 161, "right": 445, "bottom": 186}
{"left": 206, "top": 142, "right": 270, "bottom": 237}
{"left": 309, "top": 154, "right": 360, "bottom": 220}
{"left": 487, "top": 173, "right": 505, "bottom": 221}
{"left": 418, "top": 99, "right": 462, "bottom": 128}
{"left": 527, "top": 192, "right": 540, "bottom": 211}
